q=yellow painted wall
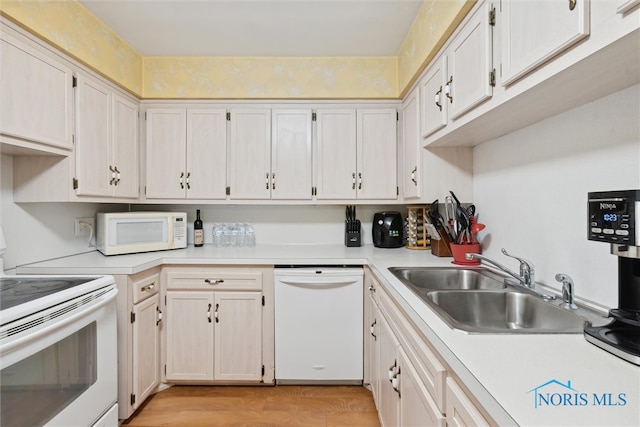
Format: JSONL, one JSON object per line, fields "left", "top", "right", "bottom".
{"left": 0, "top": 0, "right": 142, "bottom": 95}
{"left": 2, "top": 0, "right": 472, "bottom": 99}
{"left": 397, "top": 0, "right": 475, "bottom": 96}
{"left": 143, "top": 56, "right": 397, "bottom": 99}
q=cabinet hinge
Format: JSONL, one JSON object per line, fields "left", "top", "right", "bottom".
{"left": 72, "top": 178, "right": 78, "bottom": 190}
{"left": 130, "top": 311, "right": 135, "bottom": 323}
{"left": 489, "top": 69, "right": 496, "bottom": 87}
{"left": 262, "top": 365, "right": 265, "bottom": 376}
{"left": 130, "top": 393, "right": 136, "bottom": 405}
{"left": 72, "top": 76, "right": 78, "bottom": 87}
{"left": 396, "top": 111, "right": 399, "bottom": 121}
{"left": 144, "top": 111, "right": 147, "bottom": 120}
{"left": 312, "top": 112, "right": 317, "bottom": 122}
{"left": 489, "top": 6, "right": 496, "bottom": 26}
{"left": 226, "top": 112, "right": 231, "bottom": 121}
{"left": 397, "top": 186, "right": 399, "bottom": 196}
{"left": 311, "top": 187, "right": 317, "bottom": 196}
{"left": 262, "top": 295, "right": 265, "bottom": 306}
{"left": 164, "top": 365, "right": 167, "bottom": 375}
{"left": 226, "top": 186, "right": 231, "bottom": 196}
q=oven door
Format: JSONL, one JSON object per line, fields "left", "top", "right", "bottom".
{"left": 0, "top": 287, "right": 117, "bottom": 427}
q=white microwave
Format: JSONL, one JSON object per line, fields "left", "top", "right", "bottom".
{"left": 96, "top": 212, "right": 187, "bottom": 255}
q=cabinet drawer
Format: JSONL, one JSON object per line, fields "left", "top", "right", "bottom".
{"left": 165, "top": 267, "right": 264, "bottom": 291}
{"left": 131, "top": 268, "right": 160, "bottom": 304}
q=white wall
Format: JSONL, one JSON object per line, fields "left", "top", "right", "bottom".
{"left": 473, "top": 84, "right": 640, "bottom": 309}
{"left": 132, "top": 204, "right": 405, "bottom": 246}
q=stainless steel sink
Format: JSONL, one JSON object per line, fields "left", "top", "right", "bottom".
{"left": 388, "top": 267, "right": 507, "bottom": 291}
{"left": 426, "top": 290, "right": 585, "bottom": 334}
{"left": 388, "top": 267, "right": 599, "bottom": 334}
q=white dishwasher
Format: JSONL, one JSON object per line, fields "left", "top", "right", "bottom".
{"left": 274, "top": 266, "right": 363, "bottom": 384}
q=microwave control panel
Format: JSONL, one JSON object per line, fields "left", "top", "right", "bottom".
{"left": 588, "top": 190, "right": 639, "bottom": 246}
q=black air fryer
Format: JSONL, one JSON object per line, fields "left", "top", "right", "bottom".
{"left": 372, "top": 212, "right": 404, "bottom": 248}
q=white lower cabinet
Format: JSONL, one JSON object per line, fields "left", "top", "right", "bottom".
{"left": 116, "top": 268, "right": 162, "bottom": 420}
{"left": 446, "top": 377, "right": 491, "bottom": 427}
{"left": 373, "top": 287, "right": 446, "bottom": 427}
{"left": 368, "top": 271, "right": 490, "bottom": 427}
{"left": 163, "top": 267, "right": 274, "bottom": 384}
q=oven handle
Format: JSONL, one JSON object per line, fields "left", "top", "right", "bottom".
{"left": 0, "top": 288, "right": 117, "bottom": 354}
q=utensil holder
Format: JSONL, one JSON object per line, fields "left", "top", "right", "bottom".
{"left": 450, "top": 243, "right": 481, "bottom": 265}
{"left": 406, "top": 205, "right": 430, "bottom": 250}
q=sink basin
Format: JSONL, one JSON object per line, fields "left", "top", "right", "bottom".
{"left": 426, "top": 290, "right": 586, "bottom": 334}
{"left": 388, "top": 267, "right": 507, "bottom": 291}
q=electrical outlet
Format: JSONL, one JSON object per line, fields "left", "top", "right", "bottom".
{"left": 74, "top": 217, "right": 94, "bottom": 236}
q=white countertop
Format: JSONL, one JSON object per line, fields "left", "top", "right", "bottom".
{"left": 17, "top": 244, "right": 640, "bottom": 427}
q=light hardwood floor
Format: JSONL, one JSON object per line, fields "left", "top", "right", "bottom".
{"left": 123, "top": 385, "right": 381, "bottom": 427}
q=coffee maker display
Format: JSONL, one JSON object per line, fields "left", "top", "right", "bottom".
{"left": 584, "top": 190, "right": 640, "bottom": 365}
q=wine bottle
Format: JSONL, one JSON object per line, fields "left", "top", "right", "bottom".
{"left": 194, "top": 209, "right": 204, "bottom": 247}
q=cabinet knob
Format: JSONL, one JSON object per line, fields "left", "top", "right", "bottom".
{"left": 272, "top": 172, "right": 276, "bottom": 191}
{"left": 185, "top": 172, "right": 190, "bottom": 190}
{"left": 411, "top": 167, "right": 417, "bottom": 185}
{"left": 156, "top": 306, "right": 162, "bottom": 326}
{"left": 445, "top": 76, "right": 453, "bottom": 103}
{"left": 352, "top": 172, "right": 356, "bottom": 190}
{"left": 266, "top": 172, "right": 270, "bottom": 190}
{"left": 358, "top": 172, "right": 362, "bottom": 190}
{"left": 207, "top": 303, "right": 212, "bottom": 323}
{"left": 204, "top": 279, "right": 224, "bottom": 285}
{"left": 214, "top": 303, "right": 219, "bottom": 323}
{"left": 179, "top": 172, "right": 185, "bottom": 189}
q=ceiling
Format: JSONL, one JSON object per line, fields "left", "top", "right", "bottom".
{"left": 79, "top": 0, "right": 423, "bottom": 57}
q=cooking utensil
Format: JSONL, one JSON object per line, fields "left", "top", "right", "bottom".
{"left": 456, "top": 207, "right": 470, "bottom": 244}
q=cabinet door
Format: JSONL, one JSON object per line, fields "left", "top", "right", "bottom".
{"left": 357, "top": 109, "right": 398, "bottom": 200}
{"left": 145, "top": 109, "right": 187, "bottom": 199}
{"left": 367, "top": 293, "right": 379, "bottom": 402}
{"left": 132, "top": 294, "right": 160, "bottom": 410}
{"left": 228, "top": 109, "right": 271, "bottom": 200}
{"left": 75, "top": 74, "right": 111, "bottom": 196}
{"left": 446, "top": 377, "right": 491, "bottom": 427}
{"left": 420, "top": 55, "right": 448, "bottom": 138}
{"left": 0, "top": 31, "right": 73, "bottom": 150}
{"left": 398, "top": 347, "right": 445, "bottom": 427}
{"left": 501, "top": 0, "right": 589, "bottom": 86}
{"left": 165, "top": 291, "right": 214, "bottom": 381}
{"left": 401, "top": 89, "right": 421, "bottom": 200}
{"left": 213, "top": 292, "right": 263, "bottom": 381}
{"left": 271, "top": 109, "right": 313, "bottom": 200}
{"left": 377, "top": 313, "right": 400, "bottom": 427}
{"left": 448, "top": 2, "right": 493, "bottom": 120}
{"left": 186, "top": 109, "right": 227, "bottom": 199}
{"left": 112, "top": 93, "right": 139, "bottom": 198}
{"left": 315, "top": 109, "right": 357, "bottom": 200}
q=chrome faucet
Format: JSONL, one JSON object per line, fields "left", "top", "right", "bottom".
{"left": 556, "top": 273, "right": 579, "bottom": 310}
{"left": 465, "top": 248, "right": 536, "bottom": 289}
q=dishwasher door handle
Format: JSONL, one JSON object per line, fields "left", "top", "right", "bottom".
{"left": 277, "top": 279, "right": 360, "bottom": 288}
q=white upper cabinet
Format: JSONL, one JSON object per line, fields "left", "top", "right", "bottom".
{"left": 420, "top": 55, "right": 448, "bottom": 138}
{"left": 315, "top": 109, "right": 358, "bottom": 200}
{"left": 0, "top": 27, "right": 73, "bottom": 152}
{"left": 145, "top": 108, "right": 227, "bottom": 200}
{"left": 186, "top": 109, "right": 228, "bottom": 199}
{"left": 270, "top": 109, "right": 313, "bottom": 200}
{"left": 401, "top": 88, "right": 421, "bottom": 200}
{"left": 145, "top": 109, "right": 188, "bottom": 199}
{"left": 447, "top": 1, "right": 495, "bottom": 120}
{"left": 357, "top": 109, "right": 398, "bottom": 200}
{"left": 75, "top": 72, "right": 139, "bottom": 198}
{"left": 500, "top": 0, "right": 590, "bottom": 86}
{"left": 228, "top": 108, "right": 313, "bottom": 200}
{"left": 228, "top": 108, "right": 272, "bottom": 200}
{"left": 316, "top": 108, "right": 397, "bottom": 200}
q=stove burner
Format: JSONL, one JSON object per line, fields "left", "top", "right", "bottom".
{"left": 0, "top": 277, "right": 95, "bottom": 311}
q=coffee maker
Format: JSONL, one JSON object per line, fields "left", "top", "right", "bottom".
{"left": 584, "top": 190, "right": 640, "bottom": 365}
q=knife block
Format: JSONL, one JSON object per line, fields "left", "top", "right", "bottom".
{"left": 345, "top": 221, "right": 361, "bottom": 247}
{"left": 431, "top": 231, "right": 453, "bottom": 257}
